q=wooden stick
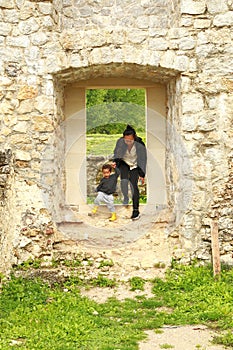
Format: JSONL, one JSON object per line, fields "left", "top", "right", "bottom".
{"left": 211, "top": 220, "right": 221, "bottom": 277}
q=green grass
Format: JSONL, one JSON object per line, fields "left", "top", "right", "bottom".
{"left": 129, "top": 276, "right": 145, "bottom": 291}
{"left": 1, "top": 263, "right": 233, "bottom": 349}
{"left": 86, "top": 133, "right": 121, "bottom": 156}
{"left": 86, "top": 133, "right": 146, "bottom": 156}
{"left": 159, "top": 344, "right": 174, "bottom": 349}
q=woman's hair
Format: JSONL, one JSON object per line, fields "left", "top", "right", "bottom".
{"left": 123, "top": 124, "right": 136, "bottom": 137}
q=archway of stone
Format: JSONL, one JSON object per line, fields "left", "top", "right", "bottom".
{"left": 47, "top": 63, "right": 184, "bottom": 246}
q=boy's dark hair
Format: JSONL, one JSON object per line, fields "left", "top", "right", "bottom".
{"left": 123, "top": 124, "right": 136, "bottom": 137}
{"left": 102, "top": 163, "right": 112, "bottom": 172}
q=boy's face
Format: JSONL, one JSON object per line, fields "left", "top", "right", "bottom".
{"left": 102, "top": 168, "right": 111, "bottom": 178}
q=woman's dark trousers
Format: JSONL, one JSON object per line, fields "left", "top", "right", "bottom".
{"left": 119, "top": 161, "right": 139, "bottom": 210}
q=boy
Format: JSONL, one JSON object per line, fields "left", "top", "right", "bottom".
{"left": 89, "top": 163, "right": 120, "bottom": 221}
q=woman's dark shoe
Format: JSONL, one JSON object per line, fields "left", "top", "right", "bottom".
{"left": 131, "top": 210, "right": 140, "bottom": 220}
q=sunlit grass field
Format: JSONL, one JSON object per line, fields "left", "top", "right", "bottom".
{"left": 86, "top": 133, "right": 146, "bottom": 156}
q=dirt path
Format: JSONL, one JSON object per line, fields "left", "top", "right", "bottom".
{"left": 139, "top": 326, "right": 226, "bottom": 350}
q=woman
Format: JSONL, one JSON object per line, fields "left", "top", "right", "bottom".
{"left": 113, "top": 125, "right": 147, "bottom": 220}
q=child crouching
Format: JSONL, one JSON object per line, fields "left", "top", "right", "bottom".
{"left": 89, "top": 163, "right": 120, "bottom": 221}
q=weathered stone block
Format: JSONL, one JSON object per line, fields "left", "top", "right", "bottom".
{"left": 10, "top": 134, "right": 31, "bottom": 144}
{"left": 18, "top": 100, "right": 35, "bottom": 114}
{"left": 32, "top": 115, "right": 54, "bottom": 132}
{"left": 149, "top": 37, "right": 168, "bottom": 50}
{"left": 38, "top": 2, "right": 53, "bottom": 15}
{"left": 31, "top": 32, "right": 49, "bottom": 46}
{"left": 136, "top": 16, "right": 149, "bottom": 29}
{"left": 181, "top": 115, "right": 197, "bottom": 131}
{"left": 194, "top": 19, "right": 211, "bottom": 28}
{"left": 160, "top": 50, "right": 175, "bottom": 68}
{"left": 2, "top": 9, "right": 19, "bottom": 23}
{"left": 128, "top": 30, "right": 147, "bottom": 44}
{"left": 0, "top": 0, "right": 14, "bottom": 8}
{"left": 6, "top": 35, "right": 30, "bottom": 48}
{"left": 41, "top": 15, "right": 55, "bottom": 30}
{"left": 0, "top": 101, "right": 14, "bottom": 114}
{"left": 207, "top": 0, "right": 228, "bottom": 14}
{"left": 19, "top": 2, "right": 36, "bottom": 20}
{"left": 173, "top": 55, "right": 189, "bottom": 71}
{"left": 17, "top": 85, "right": 38, "bottom": 100}
{"left": 179, "top": 37, "right": 196, "bottom": 50}
{"left": 0, "top": 76, "right": 13, "bottom": 86}
{"left": 182, "top": 93, "right": 204, "bottom": 113}
{"left": 15, "top": 150, "right": 31, "bottom": 161}
{"left": 34, "top": 96, "right": 54, "bottom": 114}
{"left": 19, "top": 17, "right": 40, "bottom": 35}
{"left": 0, "top": 22, "right": 12, "bottom": 36}
{"left": 213, "top": 11, "right": 233, "bottom": 26}
{"left": 180, "top": 0, "right": 206, "bottom": 14}
{"left": 13, "top": 121, "right": 28, "bottom": 133}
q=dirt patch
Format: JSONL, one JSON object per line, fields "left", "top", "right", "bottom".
{"left": 80, "top": 281, "right": 154, "bottom": 303}
{"left": 139, "top": 326, "right": 226, "bottom": 350}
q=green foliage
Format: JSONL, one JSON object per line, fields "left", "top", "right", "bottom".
{"left": 15, "top": 258, "right": 42, "bottom": 270}
{"left": 129, "top": 277, "right": 145, "bottom": 291}
{"left": 86, "top": 89, "right": 146, "bottom": 134}
{"left": 62, "top": 259, "right": 82, "bottom": 267}
{"left": 0, "top": 276, "right": 49, "bottom": 317}
{"left": 213, "top": 331, "right": 233, "bottom": 347}
{"left": 98, "top": 259, "right": 114, "bottom": 269}
{"left": 90, "top": 274, "right": 117, "bottom": 288}
{"left": 0, "top": 272, "right": 5, "bottom": 282}
{"left": 62, "top": 274, "right": 84, "bottom": 289}
{"left": 159, "top": 344, "right": 174, "bottom": 349}
{"left": 1, "top": 264, "right": 233, "bottom": 349}
{"left": 153, "top": 263, "right": 233, "bottom": 329}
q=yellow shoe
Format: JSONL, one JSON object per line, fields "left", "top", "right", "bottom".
{"left": 92, "top": 206, "right": 98, "bottom": 214}
{"left": 109, "top": 212, "right": 117, "bottom": 221}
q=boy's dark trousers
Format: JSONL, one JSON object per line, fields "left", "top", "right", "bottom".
{"left": 118, "top": 161, "right": 139, "bottom": 210}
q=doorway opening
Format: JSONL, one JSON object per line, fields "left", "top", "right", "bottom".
{"left": 86, "top": 88, "right": 147, "bottom": 206}
{"left": 64, "top": 78, "right": 167, "bottom": 212}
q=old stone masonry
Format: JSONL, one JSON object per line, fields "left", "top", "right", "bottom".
{"left": 0, "top": 0, "right": 232, "bottom": 275}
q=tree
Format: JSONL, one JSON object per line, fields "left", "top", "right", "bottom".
{"left": 86, "top": 89, "right": 145, "bottom": 134}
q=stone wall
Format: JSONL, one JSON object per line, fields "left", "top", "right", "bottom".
{"left": 0, "top": 150, "right": 15, "bottom": 273}
{"left": 0, "top": 0, "right": 232, "bottom": 273}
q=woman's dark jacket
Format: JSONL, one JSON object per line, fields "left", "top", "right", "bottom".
{"left": 113, "top": 136, "right": 147, "bottom": 178}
